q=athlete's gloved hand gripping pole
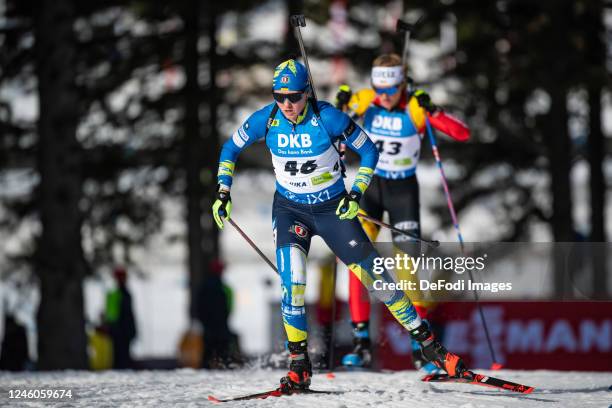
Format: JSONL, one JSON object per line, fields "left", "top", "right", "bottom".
{"left": 212, "top": 187, "right": 232, "bottom": 230}
{"left": 333, "top": 85, "right": 362, "bottom": 220}
{"left": 335, "top": 85, "right": 352, "bottom": 112}
{"left": 336, "top": 191, "right": 360, "bottom": 220}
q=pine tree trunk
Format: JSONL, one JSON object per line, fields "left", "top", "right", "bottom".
{"left": 202, "top": 2, "right": 220, "bottom": 266}
{"left": 546, "top": 86, "right": 573, "bottom": 243}
{"left": 584, "top": 0, "right": 608, "bottom": 299}
{"left": 545, "top": 85, "right": 573, "bottom": 298}
{"left": 183, "top": 0, "right": 205, "bottom": 316}
{"left": 543, "top": 4, "right": 574, "bottom": 299}
{"left": 34, "top": 0, "right": 88, "bottom": 370}
{"left": 588, "top": 90, "right": 605, "bottom": 243}
{"left": 588, "top": 86, "right": 607, "bottom": 299}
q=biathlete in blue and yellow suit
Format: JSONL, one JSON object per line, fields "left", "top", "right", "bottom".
{"left": 212, "top": 59, "right": 468, "bottom": 392}
{"left": 336, "top": 53, "right": 470, "bottom": 372}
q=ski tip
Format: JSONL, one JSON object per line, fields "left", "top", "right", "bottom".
{"left": 490, "top": 362, "right": 504, "bottom": 370}
{"left": 420, "top": 374, "right": 436, "bottom": 382}
{"left": 517, "top": 385, "right": 535, "bottom": 394}
{"left": 207, "top": 395, "right": 221, "bottom": 403}
{"left": 326, "top": 372, "right": 336, "bottom": 379}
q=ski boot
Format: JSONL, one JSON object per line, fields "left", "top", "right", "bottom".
{"left": 410, "top": 338, "right": 443, "bottom": 374}
{"left": 341, "top": 322, "right": 372, "bottom": 367}
{"left": 410, "top": 322, "right": 468, "bottom": 377}
{"left": 279, "top": 341, "right": 312, "bottom": 393}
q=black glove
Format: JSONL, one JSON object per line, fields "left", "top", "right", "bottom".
{"left": 414, "top": 89, "right": 438, "bottom": 114}
{"left": 335, "top": 85, "right": 352, "bottom": 110}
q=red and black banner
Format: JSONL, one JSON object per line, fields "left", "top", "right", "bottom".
{"left": 377, "top": 301, "right": 612, "bottom": 371}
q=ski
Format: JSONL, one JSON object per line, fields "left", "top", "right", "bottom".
{"left": 208, "top": 388, "right": 341, "bottom": 403}
{"left": 421, "top": 372, "right": 535, "bottom": 394}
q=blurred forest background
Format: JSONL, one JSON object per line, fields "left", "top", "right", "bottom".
{"left": 0, "top": 0, "right": 610, "bottom": 369}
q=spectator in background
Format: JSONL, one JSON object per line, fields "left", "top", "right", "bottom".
{"left": 89, "top": 312, "right": 113, "bottom": 371}
{"left": 195, "top": 259, "right": 242, "bottom": 368}
{"left": 105, "top": 266, "right": 137, "bottom": 369}
{"left": 0, "top": 314, "right": 29, "bottom": 371}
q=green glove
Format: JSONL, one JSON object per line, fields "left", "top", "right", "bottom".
{"left": 336, "top": 191, "right": 361, "bottom": 220}
{"left": 212, "top": 188, "right": 232, "bottom": 230}
{"left": 414, "top": 89, "right": 438, "bottom": 114}
{"left": 335, "top": 84, "right": 352, "bottom": 110}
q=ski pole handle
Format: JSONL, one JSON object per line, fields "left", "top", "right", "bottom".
{"left": 396, "top": 16, "right": 423, "bottom": 36}
{"left": 289, "top": 14, "right": 306, "bottom": 27}
{"left": 396, "top": 16, "right": 423, "bottom": 78}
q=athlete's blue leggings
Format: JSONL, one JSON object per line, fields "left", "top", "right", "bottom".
{"left": 272, "top": 192, "right": 422, "bottom": 343}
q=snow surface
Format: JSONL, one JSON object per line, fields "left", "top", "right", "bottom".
{"left": 0, "top": 369, "right": 610, "bottom": 407}
{"left": 2, "top": 0, "right": 612, "bottom": 364}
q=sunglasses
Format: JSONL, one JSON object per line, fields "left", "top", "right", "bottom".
{"left": 373, "top": 85, "right": 401, "bottom": 96}
{"left": 272, "top": 92, "right": 305, "bottom": 103}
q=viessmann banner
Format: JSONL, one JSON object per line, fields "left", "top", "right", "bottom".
{"left": 377, "top": 301, "right": 612, "bottom": 371}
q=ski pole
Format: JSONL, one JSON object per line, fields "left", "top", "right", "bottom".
{"left": 290, "top": 14, "right": 317, "bottom": 100}
{"left": 396, "top": 17, "right": 423, "bottom": 95}
{"left": 424, "top": 117, "right": 501, "bottom": 369}
{"left": 324, "top": 92, "right": 349, "bottom": 372}
{"left": 357, "top": 213, "right": 440, "bottom": 248}
{"left": 227, "top": 218, "right": 278, "bottom": 275}
{"left": 424, "top": 118, "right": 465, "bottom": 252}
{"left": 290, "top": 16, "right": 342, "bottom": 371}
